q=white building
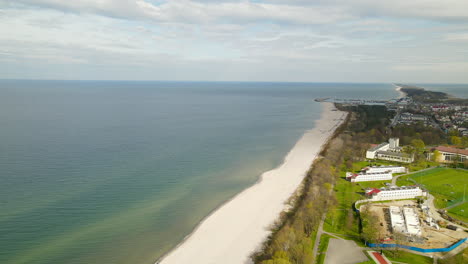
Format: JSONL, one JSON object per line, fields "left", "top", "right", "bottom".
{"left": 389, "top": 206, "right": 406, "bottom": 233}
{"left": 389, "top": 206, "right": 422, "bottom": 236}
{"left": 365, "top": 186, "right": 425, "bottom": 201}
{"left": 363, "top": 166, "right": 407, "bottom": 174}
{"left": 346, "top": 171, "right": 393, "bottom": 182}
{"left": 366, "top": 142, "right": 390, "bottom": 159}
{"left": 376, "top": 151, "right": 414, "bottom": 163}
{"left": 366, "top": 138, "right": 414, "bottom": 163}
{"left": 430, "top": 146, "right": 468, "bottom": 163}
{"left": 403, "top": 207, "right": 422, "bottom": 236}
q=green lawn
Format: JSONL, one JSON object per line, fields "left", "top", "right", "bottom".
{"left": 357, "top": 180, "right": 392, "bottom": 190}
{"left": 382, "top": 250, "right": 433, "bottom": 264}
{"left": 324, "top": 177, "right": 363, "bottom": 236}
{"left": 397, "top": 167, "right": 468, "bottom": 207}
{"left": 396, "top": 167, "right": 468, "bottom": 221}
{"left": 316, "top": 234, "right": 332, "bottom": 264}
{"left": 448, "top": 202, "right": 468, "bottom": 222}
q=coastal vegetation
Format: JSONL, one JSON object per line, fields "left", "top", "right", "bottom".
{"left": 253, "top": 105, "right": 398, "bottom": 263}
{"left": 254, "top": 102, "right": 467, "bottom": 264}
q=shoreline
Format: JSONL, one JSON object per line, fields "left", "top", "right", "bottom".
{"left": 392, "top": 83, "right": 406, "bottom": 98}
{"left": 157, "top": 102, "right": 347, "bottom": 264}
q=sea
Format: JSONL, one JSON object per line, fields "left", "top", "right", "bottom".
{"left": 0, "top": 81, "right": 462, "bottom": 264}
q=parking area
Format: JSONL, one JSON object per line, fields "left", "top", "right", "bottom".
{"left": 325, "top": 238, "right": 368, "bottom": 264}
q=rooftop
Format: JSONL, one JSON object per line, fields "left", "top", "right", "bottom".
{"left": 369, "top": 142, "right": 389, "bottom": 151}
{"left": 434, "top": 146, "right": 468, "bottom": 156}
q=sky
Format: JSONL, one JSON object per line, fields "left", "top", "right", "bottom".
{"left": 1, "top": 0, "right": 468, "bottom": 83}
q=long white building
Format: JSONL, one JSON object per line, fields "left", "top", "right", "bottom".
{"left": 365, "top": 186, "right": 425, "bottom": 201}
{"left": 346, "top": 166, "right": 406, "bottom": 182}
{"left": 362, "top": 166, "right": 407, "bottom": 174}
{"left": 346, "top": 171, "right": 392, "bottom": 182}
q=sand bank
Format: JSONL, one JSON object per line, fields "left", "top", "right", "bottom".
{"left": 393, "top": 84, "right": 406, "bottom": 98}
{"left": 158, "top": 102, "right": 347, "bottom": 264}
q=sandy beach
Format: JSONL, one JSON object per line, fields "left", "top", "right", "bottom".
{"left": 158, "top": 102, "right": 347, "bottom": 264}
{"left": 393, "top": 84, "right": 406, "bottom": 98}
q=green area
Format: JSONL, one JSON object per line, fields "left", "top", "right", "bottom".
{"left": 448, "top": 202, "right": 468, "bottom": 223}
{"left": 382, "top": 250, "right": 433, "bottom": 264}
{"left": 324, "top": 177, "right": 363, "bottom": 237}
{"left": 397, "top": 167, "right": 468, "bottom": 209}
{"left": 316, "top": 234, "right": 332, "bottom": 264}
{"left": 440, "top": 247, "right": 468, "bottom": 264}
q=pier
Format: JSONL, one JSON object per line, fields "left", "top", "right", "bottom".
{"left": 315, "top": 98, "right": 389, "bottom": 106}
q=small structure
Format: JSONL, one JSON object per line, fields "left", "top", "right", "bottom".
{"left": 365, "top": 186, "right": 425, "bottom": 201}
{"left": 366, "top": 138, "right": 414, "bottom": 163}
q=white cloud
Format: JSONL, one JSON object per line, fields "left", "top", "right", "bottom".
{"left": 1, "top": 1, "right": 468, "bottom": 82}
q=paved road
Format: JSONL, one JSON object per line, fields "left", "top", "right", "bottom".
{"left": 312, "top": 213, "right": 326, "bottom": 263}
{"left": 427, "top": 194, "right": 467, "bottom": 231}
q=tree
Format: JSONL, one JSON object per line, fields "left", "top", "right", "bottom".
{"left": 462, "top": 136, "right": 468, "bottom": 148}
{"left": 361, "top": 209, "right": 381, "bottom": 244}
{"left": 450, "top": 136, "right": 461, "bottom": 146}
{"left": 411, "top": 139, "right": 426, "bottom": 153}
{"left": 432, "top": 150, "right": 442, "bottom": 162}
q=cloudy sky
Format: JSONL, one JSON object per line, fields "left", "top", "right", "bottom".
{"left": 1, "top": 0, "right": 468, "bottom": 82}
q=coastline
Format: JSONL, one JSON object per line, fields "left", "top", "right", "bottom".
{"left": 393, "top": 83, "right": 406, "bottom": 98}
{"left": 157, "top": 102, "right": 347, "bottom": 264}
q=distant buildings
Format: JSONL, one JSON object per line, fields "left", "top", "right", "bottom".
{"left": 346, "top": 166, "right": 406, "bottom": 182}
{"left": 366, "top": 138, "right": 414, "bottom": 163}
{"left": 365, "top": 186, "right": 425, "bottom": 201}
{"left": 429, "top": 146, "right": 468, "bottom": 163}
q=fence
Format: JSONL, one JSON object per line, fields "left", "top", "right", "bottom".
{"left": 366, "top": 238, "right": 467, "bottom": 253}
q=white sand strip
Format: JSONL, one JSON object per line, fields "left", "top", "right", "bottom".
{"left": 158, "top": 102, "right": 347, "bottom": 264}
{"left": 393, "top": 84, "right": 406, "bottom": 99}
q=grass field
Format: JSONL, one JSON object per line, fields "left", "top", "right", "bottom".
{"left": 448, "top": 202, "right": 468, "bottom": 222}
{"left": 397, "top": 167, "right": 468, "bottom": 208}
{"left": 382, "top": 250, "right": 433, "bottom": 264}
{"left": 324, "top": 176, "right": 363, "bottom": 237}
{"left": 316, "top": 234, "right": 332, "bottom": 264}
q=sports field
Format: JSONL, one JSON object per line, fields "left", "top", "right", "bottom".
{"left": 397, "top": 167, "right": 468, "bottom": 219}
{"left": 448, "top": 202, "right": 468, "bottom": 222}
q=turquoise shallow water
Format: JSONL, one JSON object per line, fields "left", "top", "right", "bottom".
{"left": 0, "top": 81, "right": 401, "bottom": 264}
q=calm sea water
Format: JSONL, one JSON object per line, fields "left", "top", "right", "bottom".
{"left": 0, "top": 81, "right": 400, "bottom": 264}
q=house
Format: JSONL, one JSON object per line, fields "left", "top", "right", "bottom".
{"left": 430, "top": 146, "right": 468, "bottom": 163}
{"left": 366, "top": 138, "right": 414, "bottom": 163}
{"left": 365, "top": 186, "right": 425, "bottom": 201}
